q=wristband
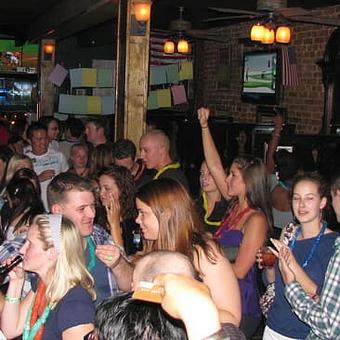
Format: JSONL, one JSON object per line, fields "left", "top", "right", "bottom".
{"left": 5, "top": 295, "right": 20, "bottom": 304}
{"left": 201, "top": 125, "right": 208, "bottom": 129}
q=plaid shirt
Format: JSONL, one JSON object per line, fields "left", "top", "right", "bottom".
{"left": 0, "top": 234, "right": 26, "bottom": 262}
{"left": 285, "top": 236, "right": 340, "bottom": 340}
{"left": 0, "top": 224, "right": 121, "bottom": 297}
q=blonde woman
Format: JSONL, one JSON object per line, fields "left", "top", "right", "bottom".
{"left": 1, "top": 214, "right": 96, "bottom": 339}
{"left": 5, "top": 153, "right": 33, "bottom": 184}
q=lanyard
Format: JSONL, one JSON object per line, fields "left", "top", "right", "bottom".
{"left": 214, "top": 203, "right": 251, "bottom": 239}
{"left": 154, "top": 162, "right": 180, "bottom": 179}
{"left": 289, "top": 221, "right": 327, "bottom": 268}
{"left": 202, "top": 192, "right": 222, "bottom": 227}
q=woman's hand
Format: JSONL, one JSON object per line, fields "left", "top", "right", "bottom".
{"left": 270, "top": 238, "right": 300, "bottom": 274}
{"left": 106, "top": 194, "right": 121, "bottom": 228}
{"left": 105, "top": 194, "right": 124, "bottom": 248}
{"left": 197, "top": 107, "right": 210, "bottom": 128}
{"left": 256, "top": 247, "right": 264, "bottom": 269}
{"left": 5, "top": 257, "right": 25, "bottom": 282}
{"left": 153, "top": 273, "right": 221, "bottom": 339}
{"left": 154, "top": 273, "right": 212, "bottom": 320}
{"left": 96, "top": 244, "right": 121, "bottom": 269}
{"left": 278, "top": 247, "right": 296, "bottom": 285}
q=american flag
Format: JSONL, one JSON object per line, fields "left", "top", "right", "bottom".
{"left": 150, "top": 32, "right": 192, "bottom": 66}
{"left": 281, "top": 46, "right": 298, "bottom": 87}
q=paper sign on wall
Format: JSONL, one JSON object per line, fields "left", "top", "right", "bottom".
{"left": 171, "top": 85, "right": 187, "bottom": 105}
{"left": 48, "top": 64, "right": 68, "bottom": 87}
{"left": 157, "top": 89, "right": 171, "bottom": 108}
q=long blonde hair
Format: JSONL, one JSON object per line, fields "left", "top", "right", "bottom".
{"left": 33, "top": 214, "right": 96, "bottom": 307}
{"left": 5, "top": 154, "right": 33, "bottom": 184}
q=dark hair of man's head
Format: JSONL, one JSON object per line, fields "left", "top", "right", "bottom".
{"left": 47, "top": 172, "right": 93, "bottom": 209}
{"left": 331, "top": 172, "right": 340, "bottom": 193}
{"left": 86, "top": 118, "right": 109, "bottom": 138}
{"left": 27, "top": 122, "right": 47, "bottom": 140}
{"left": 65, "top": 117, "right": 84, "bottom": 139}
{"left": 38, "top": 115, "right": 59, "bottom": 129}
{"left": 95, "top": 292, "right": 186, "bottom": 340}
{"left": 112, "top": 139, "right": 136, "bottom": 160}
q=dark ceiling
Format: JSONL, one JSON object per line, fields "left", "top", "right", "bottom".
{"left": 0, "top": 0, "right": 340, "bottom": 42}
{"left": 151, "top": 0, "right": 340, "bottom": 31}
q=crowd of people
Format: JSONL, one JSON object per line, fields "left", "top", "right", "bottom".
{"left": 0, "top": 109, "right": 338, "bottom": 340}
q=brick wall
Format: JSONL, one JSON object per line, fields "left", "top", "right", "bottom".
{"left": 196, "top": 5, "right": 340, "bottom": 133}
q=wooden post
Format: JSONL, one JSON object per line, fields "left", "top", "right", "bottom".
{"left": 39, "top": 39, "right": 55, "bottom": 118}
{"left": 115, "top": 0, "right": 150, "bottom": 146}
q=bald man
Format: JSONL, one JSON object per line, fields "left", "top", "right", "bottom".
{"left": 139, "top": 129, "right": 189, "bottom": 191}
{"left": 132, "top": 251, "right": 197, "bottom": 289}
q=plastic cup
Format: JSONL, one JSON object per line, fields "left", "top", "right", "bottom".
{"left": 261, "top": 247, "right": 276, "bottom": 267}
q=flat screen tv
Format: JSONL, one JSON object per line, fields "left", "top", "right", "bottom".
{"left": 241, "top": 50, "right": 280, "bottom": 105}
{"left": 0, "top": 74, "right": 37, "bottom": 110}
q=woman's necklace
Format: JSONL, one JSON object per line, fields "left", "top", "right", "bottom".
{"left": 214, "top": 203, "right": 251, "bottom": 239}
{"left": 76, "top": 167, "right": 88, "bottom": 177}
{"left": 23, "top": 282, "right": 52, "bottom": 340}
{"left": 289, "top": 221, "right": 327, "bottom": 268}
{"left": 86, "top": 236, "right": 96, "bottom": 272}
{"left": 154, "top": 162, "right": 180, "bottom": 179}
{"left": 202, "top": 191, "right": 222, "bottom": 227}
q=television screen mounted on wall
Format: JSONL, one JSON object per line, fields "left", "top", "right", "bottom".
{"left": 241, "top": 50, "right": 280, "bottom": 105}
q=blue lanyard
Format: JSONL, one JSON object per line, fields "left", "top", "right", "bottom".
{"left": 288, "top": 221, "right": 327, "bottom": 268}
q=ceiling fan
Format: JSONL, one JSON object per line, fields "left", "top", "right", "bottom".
{"left": 154, "top": 6, "right": 228, "bottom": 43}
{"left": 205, "top": 0, "right": 340, "bottom": 27}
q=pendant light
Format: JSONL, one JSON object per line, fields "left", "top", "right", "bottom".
{"left": 261, "top": 27, "right": 275, "bottom": 44}
{"left": 250, "top": 23, "right": 265, "bottom": 42}
{"left": 164, "top": 40, "right": 175, "bottom": 54}
{"left": 276, "top": 26, "right": 291, "bottom": 44}
{"left": 177, "top": 39, "right": 189, "bottom": 54}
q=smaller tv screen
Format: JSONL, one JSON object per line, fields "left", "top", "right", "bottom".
{"left": 241, "top": 50, "right": 280, "bottom": 105}
{"left": 0, "top": 75, "right": 37, "bottom": 109}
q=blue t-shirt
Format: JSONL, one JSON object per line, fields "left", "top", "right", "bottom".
{"left": 267, "top": 232, "right": 338, "bottom": 339}
{"left": 42, "top": 285, "right": 95, "bottom": 340}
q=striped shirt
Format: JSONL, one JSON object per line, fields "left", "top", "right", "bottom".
{"left": 285, "top": 237, "right": 340, "bottom": 339}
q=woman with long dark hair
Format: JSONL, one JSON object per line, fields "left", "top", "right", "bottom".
{"left": 97, "top": 165, "right": 140, "bottom": 255}
{"left": 135, "top": 178, "right": 241, "bottom": 326}
{"left": 1, "top": 178, "right": 44, "bottom": 243}
{"left": 198, "top": 107, "right": 272, "bottom": 338}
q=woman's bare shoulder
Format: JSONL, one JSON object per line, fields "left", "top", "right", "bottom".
{"left": 242, "top": 210, "right": 268, "bottom": 232}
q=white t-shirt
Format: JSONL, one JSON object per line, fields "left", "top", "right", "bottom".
{"left": 25, "top": 148, "right": 69, "bottom": 209}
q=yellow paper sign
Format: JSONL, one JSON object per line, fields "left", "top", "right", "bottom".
{"left": 157, "top": 89, "right": 171, "bottom": 108}
{"left": 179, "top": 61, "right": 193, "bottom": 80}
{"left": 82, "top": 68, "right": 97, "bottom": 87}
{"left": 87, "top": 96, "right": 101, "bottom": 114}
